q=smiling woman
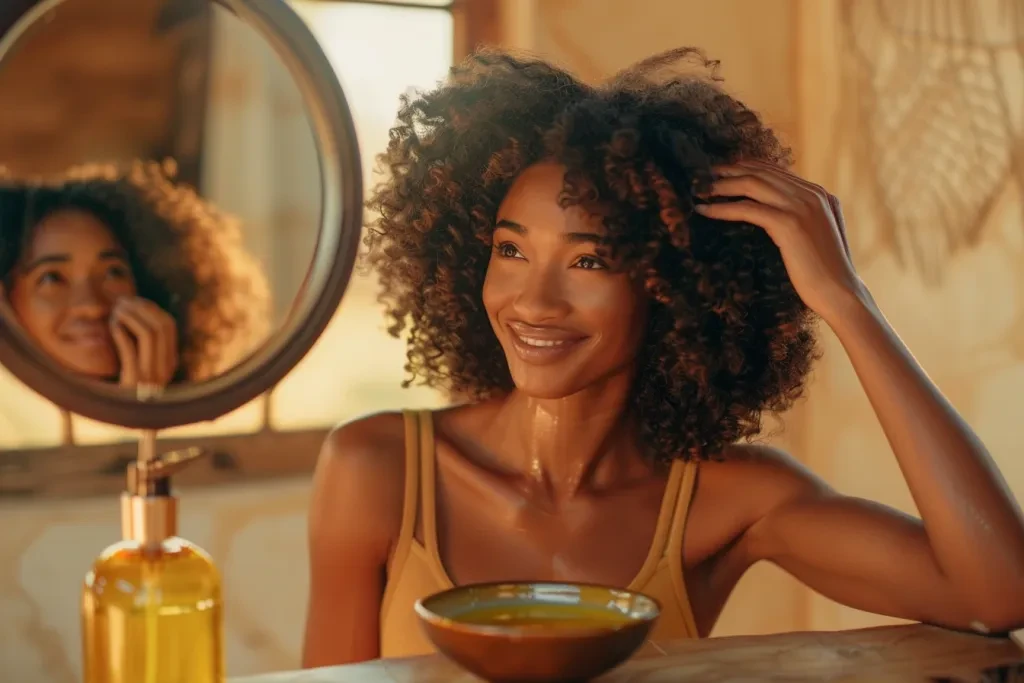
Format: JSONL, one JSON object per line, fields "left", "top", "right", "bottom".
{"left": 483, "top": 164, "right": 650, "bottom": 401}
{"left": 7, "top": 205, "right": 145, "bottom": 382}
{"left": 302, "top": 46, "right": 1024, "bottom": 668}
{"left": 0, "top": 162, "right": 271, "bottom": 389}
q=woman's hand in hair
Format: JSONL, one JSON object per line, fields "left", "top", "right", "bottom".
{"left": 695, "top": 160, "right": 860, "bottom": 322}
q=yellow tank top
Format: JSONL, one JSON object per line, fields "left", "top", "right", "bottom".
{"left": 379, "top": 410, "right": 701, "bottom": 658}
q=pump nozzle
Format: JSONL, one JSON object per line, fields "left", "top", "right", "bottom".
{"left": 122, "top": 446, "right": 208, "bottom": 545}
{"left": 127, "top": 447, "right": 206, "bottom": 496}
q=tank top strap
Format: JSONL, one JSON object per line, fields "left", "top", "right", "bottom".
{"left": 380, "top": 410, "right": 424, "bottom": 621}
{"left": 666, "top": 459, "right": 700, "bottom": 637}
{"left": 416, "top": 410, "right": 453, "bottom": 587}
{"left": 417, "top": 409, "right": 440, "bottom": 554}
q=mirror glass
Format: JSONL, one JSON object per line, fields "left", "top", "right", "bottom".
{"left": 0, "top": 0, "right": 321, "bottom": 395}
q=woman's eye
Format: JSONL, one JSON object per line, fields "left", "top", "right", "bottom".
{"left": 106, "top": 264, "right": 131, "bottom": 280}
{"left": 495, "top": 242, "right": 523, "bottom": 259}
{"left": 573, "top": 255, "right": 607, "bottom": 270}
{"left": 36, "top": 270, "right": 64, "bottom": 287}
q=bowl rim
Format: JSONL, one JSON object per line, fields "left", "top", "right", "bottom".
{"left": 413, "top": 580, "right": 662, "bottom": 639}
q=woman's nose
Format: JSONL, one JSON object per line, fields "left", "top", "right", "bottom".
{"left": 511, "top": 264, "right": 572, "bottom": 323}
{"left": 68, "top": 281, "right": 109, "bottom": 318}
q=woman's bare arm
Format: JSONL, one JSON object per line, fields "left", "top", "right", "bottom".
{"left": 734, "top": 440, "right": 1023, "bottom": 633}
{"left": 751, "top": 292, "right": 1024, "bottom": 631}
{"left": 302, "top": 413, "right": 407, "bottom": 667}
{"left": 701, "top": 161, "right": 1024, "bottom": 633}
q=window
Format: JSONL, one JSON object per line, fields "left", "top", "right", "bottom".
{"left": 271, "top": 0, "right": 454, "bottom": 429}
{"left": 0, "top": 1, "right": 455, "bottom": 475}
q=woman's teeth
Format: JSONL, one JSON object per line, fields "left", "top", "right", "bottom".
{"left": 517, "top": 337, "right": 568, "bottom": 348}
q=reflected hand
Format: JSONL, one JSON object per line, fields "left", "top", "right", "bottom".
{"left": 110, "top": 297, "right": 179, "bottom": 389}
{"left": 694, "top": 160, "right": 861, "bottom": 319}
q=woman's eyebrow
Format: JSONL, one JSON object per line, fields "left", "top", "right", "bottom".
{"left": 496, "top": 218, "right": 600, "bottom": 244}
{"left": 495, "top": 218, "right": 526, "bottom": 234}
{"left": 23, "top": 253, "right": 69, "bottom": 271}
{"left": 97, "top": 248, "right": 129, "bottom": 262}
{"left": 565, "top": 231, "right": 600, "bottom": 244}
{"left": 24, "top": 248, "right": 126, "bottom": 272}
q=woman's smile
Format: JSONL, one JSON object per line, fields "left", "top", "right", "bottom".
{"left": 59, "top": 320, "right": 113, "bottom": 350}
{"left": 505, "top": 320, "right": 590, "bottom": 365}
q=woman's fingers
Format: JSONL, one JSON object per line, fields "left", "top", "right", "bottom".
{"left": 729, "top": 160, "right": 852, "bottom": 260}
{"left": 703, "top": 165, "right": 796, "bottom": 210}
{"left": 111, "top": 298, "right": 179, "bottom": 387}
{"left": 129, "top": 299, "right": 178, "bottom": 385}
{"left": 694, "top": 199, "right": 796, "bottom": 238}
{"left": 110, "top": 314, "right": 139, "bottom": 387}
{"left": 111, "top": 300, "right": 158, "bottom": 385}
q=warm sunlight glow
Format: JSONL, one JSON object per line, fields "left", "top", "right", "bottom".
{"left": 272, "top": 1, "right": 453, "bottom": 428}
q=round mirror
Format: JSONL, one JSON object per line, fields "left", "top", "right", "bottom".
{"left": 0, "top": 0, "right": 362, "bottom": 429}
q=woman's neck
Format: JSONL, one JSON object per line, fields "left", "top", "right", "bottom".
{"left": 482, "top": 371, "right": 650, "bottom": 503}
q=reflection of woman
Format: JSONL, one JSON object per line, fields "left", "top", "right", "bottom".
{"left": 0, "top": 162, "right": 270, "bottom": 388}
{"left": 302, "top": 49, "right": 1024, "bottom": 666}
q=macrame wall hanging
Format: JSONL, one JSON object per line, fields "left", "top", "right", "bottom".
{"left": 834, "top": 0, "right": 1023, "bottom": 284}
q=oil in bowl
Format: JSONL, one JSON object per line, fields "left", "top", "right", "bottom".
{"left": 452, "top": 603, "right": 640, "bottom": 629}
{"left": 415, "top": 582, "right": 660, "bottom": 683}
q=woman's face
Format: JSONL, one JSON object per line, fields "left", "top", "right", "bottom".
{"left": 7, "top": 209, "right": 137, "bottom": 379}
{"left": 483, "top": 162, "right": 648, "bottom": 399}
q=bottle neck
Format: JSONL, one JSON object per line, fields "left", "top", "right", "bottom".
{"left": 121, "top": 492, "right": 177, "bottom": 546}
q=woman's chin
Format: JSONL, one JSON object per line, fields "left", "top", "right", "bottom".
{"left": 59, "top": 358, "right": 119, "bottom": 383}
{"left": 509, "top": 374, "right": 588, "bottom": 401}
{"left": 507, "top": 361, "right": 637, "bottom": 402}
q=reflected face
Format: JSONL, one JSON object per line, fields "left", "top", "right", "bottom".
{"left": 482, "top": 163, "right": 648, "bottom": 399}
{"left": 7, "top": 209, "right": 136, "bottom": 379}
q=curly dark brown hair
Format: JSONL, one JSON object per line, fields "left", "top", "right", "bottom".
{"left": 364, "top": 47, "right": 819, "bottom": 462}
{"left": 0, "top": 160, "right": 270, "bottom": 382}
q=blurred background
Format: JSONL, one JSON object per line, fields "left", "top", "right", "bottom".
{"left": 0, "top": 0, "right": 1021, "bottom": 680}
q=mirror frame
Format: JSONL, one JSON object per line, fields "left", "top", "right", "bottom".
{"left": 0, "top": 0, "right": 363, "bottom": 429}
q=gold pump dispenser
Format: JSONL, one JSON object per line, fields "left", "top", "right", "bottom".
{"left": 82, "top": 432, "right": 224, "bottom": 683}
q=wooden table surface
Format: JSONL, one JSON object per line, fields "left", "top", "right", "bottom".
{"left": 232, "top": 624, "right": 1024, "bottom": 683}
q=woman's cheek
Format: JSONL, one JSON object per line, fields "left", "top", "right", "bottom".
{"left": 482, "top": 260, "right": 520, "bottom": 310}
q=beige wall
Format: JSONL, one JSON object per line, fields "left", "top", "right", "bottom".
{"left": 795, "top": 0, "right": 1024, "bottom": 631}
{"left": 2, "top": 0, "right": 1022, "bottom": 680}
{"left": 531, "top": 0, "right": 800, "bottom": 137}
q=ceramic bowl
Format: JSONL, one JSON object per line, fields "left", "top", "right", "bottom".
{"left": 414, "top": 582, "right": 660, "bottom": 683}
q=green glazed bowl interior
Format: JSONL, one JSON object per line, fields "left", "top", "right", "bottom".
{"left": 415, "top": 582, "right": 661, "bottom": 683}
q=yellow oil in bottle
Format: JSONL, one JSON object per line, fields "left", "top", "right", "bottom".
{"left": 82, "top": 536, "right": 223, "bottom": 683}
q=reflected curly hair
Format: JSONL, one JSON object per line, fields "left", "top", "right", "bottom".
{"left": 0, "top": 161, "right": 270, "bottom": 382}
{"left": 365, "top": 48, "right": 819, "bottom": 462}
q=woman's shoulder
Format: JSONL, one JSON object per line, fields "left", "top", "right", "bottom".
{"left": 320, "top": 404, "right": 484, "bottom": 470}
{"left": 686, "top": 443, "right": 834, "bottom": 564}
{"left": 309, "top": 411, "right": 415, "bottom": 553}
{"left": 696, "top": 442, "right": 834, "bottom": 531}
{"left": 318, "top": 410, "right": 412, "bottom": 487}
{"left": 703, "top": 442, "right": 830, "bottom": 499}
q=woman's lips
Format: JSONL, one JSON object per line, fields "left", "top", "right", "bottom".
{"left": 61, "top": 326, "right": 112, "bottom": 349}
{"left": 506, "top": 322, "right": 588, "bottom": 365}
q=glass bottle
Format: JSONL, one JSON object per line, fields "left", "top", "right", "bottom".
{"left": 81, "top": 447, "right": 223, "bottom": 683}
